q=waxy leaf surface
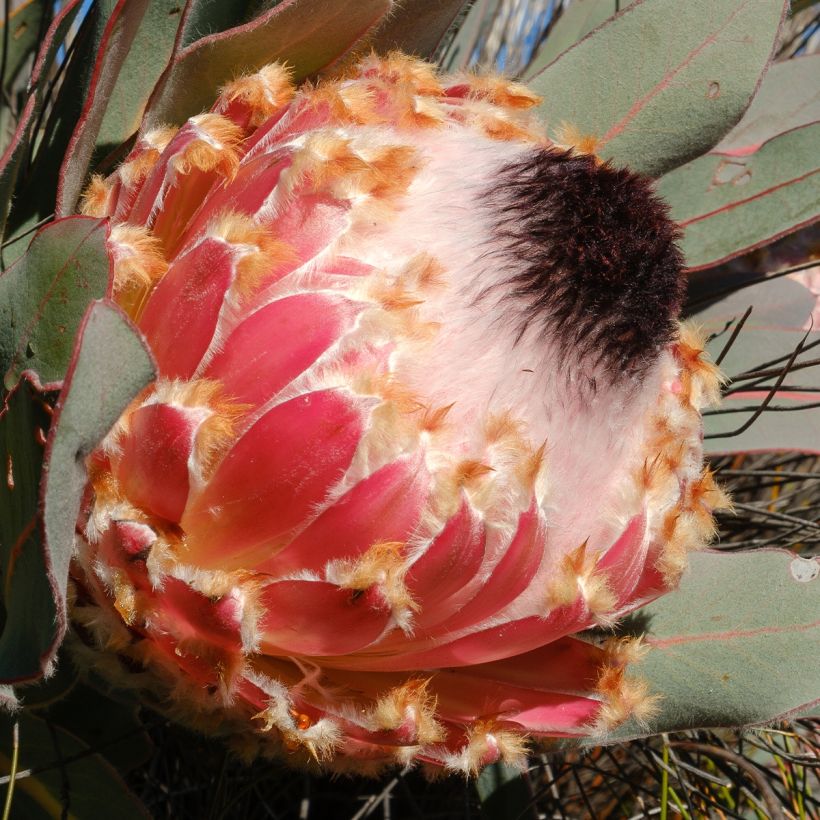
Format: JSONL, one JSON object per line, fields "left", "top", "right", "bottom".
{"left": 595, "top": 549, "right": 820, "bottom": 743}
{"left": 0, "top": 379, "right": 56, "bottom": 682}
{"left": 525, "top": 0, "right": 635, "bottom": 74}
{"left": 56, "top": 0, "right": 173, "bottom": 216}
{"left": 0, "top": 0, "right": 83, "bottom": 242}
{"left": 712, "top": 54, "right": 820, "bottom": 155}
{"left": 370, "top": 0, "right": 469, "bottom": 59}
{"left": 661, "top": 121, "right": 820, "bottom": 271}
{"left": 691, "top": 274, "right": 820, "bottom": 454}
{"left": 0, "top": 0, "right": 50, "bottom": 94}
{"left": 36, "top": 300, "right": 154, "bottom": 688}
{"left": 528, "top": 0, "right": 787, "bottom": 177}
{"left": 144, "top": 0, "right": 392, "bottom": 128}
{"left": 0, "top": 217, "right": 109, "bottom": 391}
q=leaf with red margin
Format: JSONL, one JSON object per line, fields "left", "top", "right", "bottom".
{"left": 0, "top": 377, "right": 57, "bottom": 682}
{"left": 143, "top": 0, "right": 393, "bottom": 129}
{"left": 575, "top": 550, "right": 820, "bottom": 745}
{"left": 55, "top": 0, "right": 152, "bottom": 216}
{"left": 0, "top": 0, "right": 50, "bottom": 92}
{"left": 660, "top": 121, "right": 820, "bottom": 271}
{"left": 369, "top": 0, "right": 469, "bottom": 59}
{"left": 0, "top": 301, "right": 153, "bottom": 687}
{"left": 712, "top": 54, "right": 820, "bottom": 156}
{"left": 527, "top": 0, "right": 788, "bottom": 178}
{"left": 91, "top": 1, "right": 185, "bottom": 158}
{"left": 524, "top": 0, "right": 633, "bottom": 76}
{"left": 15, "top": 2, "right": 186, "bottom": 239}
{"left": 0, "top": 217, "right": 110, "bottom": 391}
{"left": 0, "top": 0, "right": 84, "bottom": 240}
{"left": 30, "top": 301, "right": 152, "bottom": 687}
{"left": 689, "top": 275, "right": 820, "bottom": 455}
{"left": 0, "top": 95, "right": 36, "bottom": 245}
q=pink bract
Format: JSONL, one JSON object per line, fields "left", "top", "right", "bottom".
{"left": 72, "top": 55, "right": 727, "bottom": 774}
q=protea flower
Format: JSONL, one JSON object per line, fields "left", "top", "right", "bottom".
{"left": 65, "top": 53, "right": 729, "bottom": 773}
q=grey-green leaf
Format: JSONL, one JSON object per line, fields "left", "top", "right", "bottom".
{"left": 0, "top": 0, "right": 84, "bottom": 243}
{"left": 370, "top": 0, "right": 469, "bottom": 60}
{"left": 597, "top": 549, "right": 820, "bottom": 743}
{"left": 528, "top": 0, "right": 788, "bottom": 177}
{"left": 660, "top": 120, "right": 820, "bottom": 270}
{"left": 713, "top": 54, "right": 820, "bottom": 155}
{"left": 143, "top": 0, "right": 392, "bottom": 129}
{"left": 691, "top": 274, "right": 820, "bottom": 455}
{"left": 38, "top": 299, "right": 154, "bottom": 684}
{"left": 525, "top": 0, "right": 636, "bottom": 76}
{"left": 476, "top": 762, "right": 537, "bottom": 820}
{"left": 0, "top": 217, "right": 110, "bottom": 391}
{"left": 0, "top": 378, "right": 57, "bottom": 683}
{"left": 0, "top": 0, "right": 49, "bottom": 93}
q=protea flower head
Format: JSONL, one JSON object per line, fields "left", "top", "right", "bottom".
{"left": 72, "top": 53, "right": 727, "bottom": 774}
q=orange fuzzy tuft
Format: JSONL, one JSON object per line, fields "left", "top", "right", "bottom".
{"left": 594, "top": 666, "right": 659, "bottom": 731}
{"left": 554, "top": 122, "right": 601, "bottom": 156}
{"left": 371, "top": 679, "right": 444, "bottom": 745}
{"left": 547, "top": 541, "right": 616, "bottom": 618}
{"left": 517, "top": 442, "right": 547, "bottom": 491}
{"left": 419, "top": 402, "right": 454, "bottom": 433}
{"left": 455, "top": 460, "right": 496, "bottom": 488}
{"left": 118, "top": 127, "right": 178, "bottom": 188}
{"left": 461, "top": 74, "right": 541, "bottom": 109}
{"left": 109, "top": 225, "right": 168, "bottom": 318}
{"left": 302, "top": 80, "right": 378, "bottom": 125}
{"left": 80, "top": 175, "right": 114, "bottom": 217}
{"left": 603, "top": 636, "right": 651, "bottom": 669}
{"left": 458, "top": 720, "right": 529, "bottom": 775}
{"left": 399, "top": 253, "right": 446, "bottom": 290}
{"left": 206, "top": 211, "right": 296, "bottom": 298}
{"left": 675, "top": 323, "right": 725, "bottom": 409}
{"left": 358, "top": 52, "right": 444, "bottom": 97}
{"left": 219, "top": 63, "right": 295, "bottom": 127}
{"left": 485, "top": 412, "right": 527, "bottom": 444}
{"left": 110, "top": 569, "right": 138, "bottom": 624}
{"left": 333, "top": 541, "right": 416, "bottom": 622}
{"left": 690, "top": 467, "right": 732, "bottom": 514}
{"left": 171, "top": 114, "right": 245, "bottom": 179}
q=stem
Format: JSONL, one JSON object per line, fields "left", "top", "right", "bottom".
{"left": 1, "top": 722, "right": 19, "bottom": 820}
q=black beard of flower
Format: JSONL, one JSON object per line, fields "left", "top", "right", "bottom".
{"left": 486, "top": 147, "right": 685, "bottom": 381}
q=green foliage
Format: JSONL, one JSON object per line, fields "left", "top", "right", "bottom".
{"left": 0, "top": 1, "right": 50, "bottom": 91}
{"left": 526, "top": 0, "right": 635, "bottom": 70}
{"left": 0, "top": 379, "right": 56, "bottom": 685}
{"left": 695, "top": 276, "right": 820, "bottom": 455}
{"left": 54, "top": 0, "right": 153, "bottom": 217}
{"left": 593, "top": 549, "right": 820, "bottom": 743}
{"left": 0, "top": 5, "right": 817, "bottom": 810}
{"left": 476, "top": 762, "right": 536, "bottom": 820}
{"left": 0, "top": 300, "right": 154, "bottom": 688}
{"left": 35, "top": 681, "right": 153, "bottom": 774}
{"left": 713, "top": 55, "right": 820, "bottom": 154}
{"left": 0, "top": 1, "right": 84, "bottom": 243}
{"left": 93, "top": 2, "right": 183, "bottom": 161}
{"left": 527, "top": 0, "right": 787, "bottom": 177}
{"left": 142, "top": 0, "right": 393, "bottom": 128}
{"left": 369, "top": 0, "right": 469, "bottom": 58}
{"left": 0, "top": 218, "right": 109, "bottom": 390}
{"left": 660, "top": 122, "right": 820, "bottom": 270}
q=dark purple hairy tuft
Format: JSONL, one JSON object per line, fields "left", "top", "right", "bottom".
{"left": 486, "top": 147, "right": 685, "bottom": 379}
